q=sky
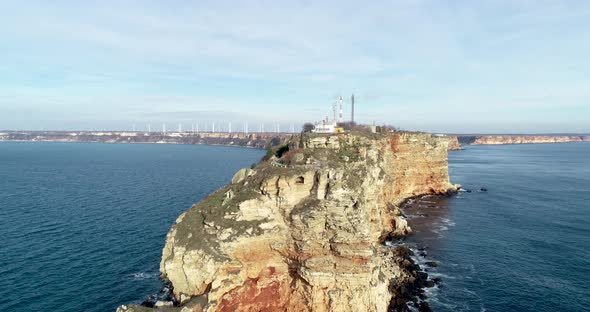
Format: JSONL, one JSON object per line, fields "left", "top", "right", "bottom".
{"left": 0, "top": 0, "right": 589, "bottom": 133}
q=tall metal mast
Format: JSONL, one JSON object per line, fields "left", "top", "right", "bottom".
{"left": 351, "top": 94, "right": 355, "bottom": 123}
{"left": 339, "top": 96, "right": 343, "bottom": 122}
{"left": 332, "top": 100, "right": 338, "bottom": 123}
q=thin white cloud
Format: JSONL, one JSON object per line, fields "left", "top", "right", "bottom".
{"left": 0, "top": 0, "right": 589, "bottom": 132}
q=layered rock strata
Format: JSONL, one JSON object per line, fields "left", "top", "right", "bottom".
{"left": 118, "top": 132, "right": 458, "bottom": 312}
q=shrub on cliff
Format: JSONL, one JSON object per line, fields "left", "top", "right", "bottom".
{"left": 275, "top": 144, "right": 289, "bottom": 158}
{"left": 298, "top": 133, "right": 306, "bottom": 148}
{"left": 262, "top": 144, "right": 273, "bottom": 161}
{"left": 302, "top": 123, "right": 314, "bottom": 133}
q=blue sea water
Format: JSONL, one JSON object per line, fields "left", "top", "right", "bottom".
{"left": 404, "top": 142, "right": 590, "bottom": 311}
{"left": 1, "top": 141, "right": 589, "bottom": 312}
{"left": 0, "top": 142, "right": 263, "bottom": 312}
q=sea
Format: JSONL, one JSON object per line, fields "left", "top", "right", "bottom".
{"left": 0, "top": 141, "right": 588, "bottom": 311}
{"left": 404, "top": 142, "right": 590, "bottom": 311}
{"left": 0, "top": 142, "right": 264, "bottom": 312}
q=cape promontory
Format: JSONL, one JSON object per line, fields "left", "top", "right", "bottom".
{"left": 117, "top": 131, "right": 458, "bottom": 312}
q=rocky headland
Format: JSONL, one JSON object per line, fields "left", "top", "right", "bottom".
{"left": 117, "top": 131, "right": 459, "bottom": 312}
{"left": 446, "top": 136, "right": 463, "bottom": 150}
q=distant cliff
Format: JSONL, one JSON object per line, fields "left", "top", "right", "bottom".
{"left": 0, "top": 131, "right": 291, "bottom": 149}
{"left": 118, "top": 132, "right": 458, "bottom": 312}
{"left": 447, "top": 135, "right": 463, "bottom": 150}
{"left": 457, "top": 135, "right": 590, "bottom": 146}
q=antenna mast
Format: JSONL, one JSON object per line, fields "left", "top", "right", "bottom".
{"left": 339, "top": 96, "right": 343, "bottom": 122}
{"left": 351, "top": 94, "right": 355, "bottom": 123}
{"left": 332, "top": 100, "right": 338, "bottom": 124}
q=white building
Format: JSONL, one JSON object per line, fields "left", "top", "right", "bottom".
{"left": 312, "top": 123, "right": 336, "bottom": 133}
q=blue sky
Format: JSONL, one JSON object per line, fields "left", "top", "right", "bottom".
{"left": 1, "top": 0, "right": 589, "bottom": 133}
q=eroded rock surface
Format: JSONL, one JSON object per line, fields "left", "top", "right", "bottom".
{"left": 121, "top": 132, "right": 458, "bottom": 312}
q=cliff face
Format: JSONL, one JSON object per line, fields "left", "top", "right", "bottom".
{"left": 470, "top": 135, "right": 587, "bottom": 145}
{"left": 447, "top": 136, "right": 462, "bottom": 150}
{"left": 120, "top": 132, "right": 458, "bottom": 312}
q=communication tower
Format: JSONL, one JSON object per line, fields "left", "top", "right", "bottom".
{"left": 339, "top": 96, "right": 343, "bottom": 122}
{"left": 351, "top": 94, "right": 355, "bottom": 123}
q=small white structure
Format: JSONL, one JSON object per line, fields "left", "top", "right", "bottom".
{"left": 312, "top": 123, "right": 336, "bottom": 133}
{"left": 311, "top": 96, "right": 349, "bottom": 134}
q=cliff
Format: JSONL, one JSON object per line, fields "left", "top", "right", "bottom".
{"left": 0, "top": 131, "right": 290, "bottom": 149}
{"left": 457, "top": 135, "right": 589, "bottom": 146}
{"left": 447, "top": 136, "right": 462, "bottom": 150}
{"left": 118, "top": 132, "right": 458, "bottom": 312}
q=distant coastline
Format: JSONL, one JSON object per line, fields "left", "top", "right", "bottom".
{"left": 453, "top": 134, "right": 590, "bottom": 146}
{"left": 0, "top": 131, "right": 292, "bottom": 149}
{"left": 1, "top": 131, "right": 588, "bottom": 151}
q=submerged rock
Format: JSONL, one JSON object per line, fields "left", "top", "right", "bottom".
{"left": 424, "top": 261, "right": 438, "bottom": 267}
{"left": 121, "top": 132, "right": 458, "bottom": 312}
